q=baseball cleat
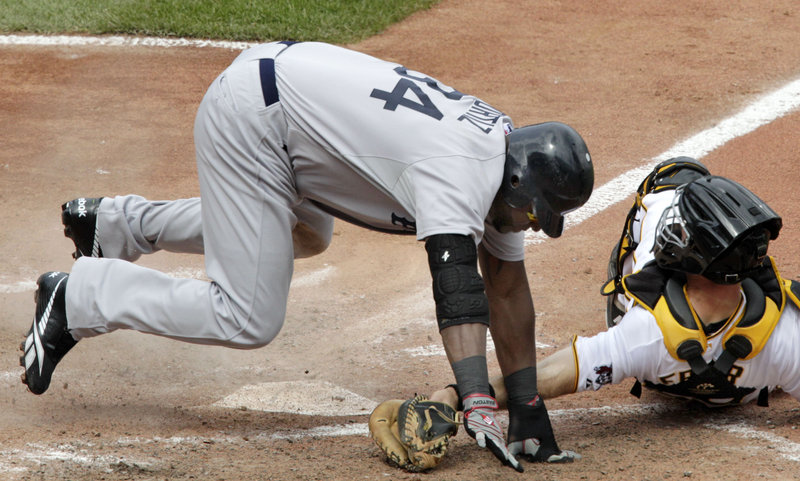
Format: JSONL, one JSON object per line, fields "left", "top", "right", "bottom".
{"left": 62, "top": 197, "right": 104, "bottom": 259}
{"left": 20, "top": 272, "right": 78, "bottom": 395}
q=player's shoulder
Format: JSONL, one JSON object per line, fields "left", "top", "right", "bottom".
{"left": 613, "top": 305, "right": 664, "bottom": 344}
{"left": 773, "top": 301, "right": 800, "bottom": 335}
{"left": 640, "top": 189, "right": 674, "bottom": 213}
{"left": 756, "top": 301, "right": 800, "bottom": 358}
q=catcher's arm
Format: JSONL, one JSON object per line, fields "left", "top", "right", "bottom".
{"left": 491, "top": 346, "right": 579, "bottom": 405}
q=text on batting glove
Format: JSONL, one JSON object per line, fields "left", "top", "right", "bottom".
{"left": 462, "top": 393, "right": 523, "bottom": 473}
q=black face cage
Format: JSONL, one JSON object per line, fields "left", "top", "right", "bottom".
{"left": 653, "top": 186, "right": 706, "bottom": 274}
{"left": 653, "top": 183, "right": 773, "bottom": 283}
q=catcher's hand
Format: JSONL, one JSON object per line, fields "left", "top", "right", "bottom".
{"left": 369, "top": 395, "right": 459, "bottom": 472}
{"left": 507, "top": 395, "right": 580, "bottom": 463}
{"left": 463, "top": 393, "right": 524, "bottom": 472}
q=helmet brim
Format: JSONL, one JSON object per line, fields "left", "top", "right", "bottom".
{"left": 534, "top": 197, "right": 565, "bottom": 238}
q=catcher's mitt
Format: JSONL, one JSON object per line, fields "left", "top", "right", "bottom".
{"left": 369, "top": 395, "right": 460, "bottom": 472}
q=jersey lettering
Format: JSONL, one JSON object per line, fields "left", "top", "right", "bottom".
{"left": 393, "top": 67, "right": 465, "bottom": 100}
{"left": 458, "top": 100, "right": 503, "bottom": 134}
{"left": 659, "top": 373, "right": 676, "bottom": 385}
{"left": 370, "top": 67, "right": 503, "bottom": 133}
{"left": 661, "top": 364, "right": 744, "bottom": 386}
{"left": 370, "top": 78, "right": 443, "bottom": 120}
{"left": 370, "top": 66, "right": 479, "bottom": 122}
{"left": 391, "top": 212, "right": 416, "bottom": 231}
{"left": 727, "top": 365, "right": 744, "bottom": 384}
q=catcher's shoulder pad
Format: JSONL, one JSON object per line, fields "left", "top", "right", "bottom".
{"left": 622, "top": 257, "right": 787, "bottom": 363}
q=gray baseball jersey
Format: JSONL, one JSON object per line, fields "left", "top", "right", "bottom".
{"left": 265, "top": 41, "right": 521, "bottom": 255}
{"left": 65, "top": 42, "right": 523, "bottom": 347}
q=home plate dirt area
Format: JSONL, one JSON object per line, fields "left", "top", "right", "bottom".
{"left": 2, "top": 1, "right": 800, "bottom": 479}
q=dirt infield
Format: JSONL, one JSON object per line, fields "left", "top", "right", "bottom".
{"left": 2, "top": 1, "right": 800, "bottom": 479}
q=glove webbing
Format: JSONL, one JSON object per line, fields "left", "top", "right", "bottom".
{"left": 400, "top": 395, "right": 462, "bottom": 449}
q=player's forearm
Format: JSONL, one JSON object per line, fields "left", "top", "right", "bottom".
{"left": 433, "top": 344, "right": 578, "bottom": 411}
{"left": 478, "top": 246, "right": 536, "bottom": 374}
{"left": 489, "top": 345, "right": 578, "bottom": 408}
{"left": 534, "top": 345, "right": 579, "bottom": 398}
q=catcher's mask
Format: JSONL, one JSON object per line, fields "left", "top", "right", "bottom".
{"left": 501, "top": 122, "right": 594, "bottom": 238}
{"left": 653, "top": 175, "right": 782, "bottom": 284}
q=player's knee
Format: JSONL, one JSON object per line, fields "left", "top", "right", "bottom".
{"left": 235, "top": 313, "right": 284, "bottom": 348}
{"left": 212, "top": 294, "right": 286, "bottom": 348}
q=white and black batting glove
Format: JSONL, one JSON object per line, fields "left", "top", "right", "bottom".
{"left": 507, "top": 395, "right": 580, "bottom": 463}
{"left": 462, "top": 393, "right": 524, "bottom": 473}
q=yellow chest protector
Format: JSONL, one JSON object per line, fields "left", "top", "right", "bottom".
{"left": 620, "top": 257, "right": 800, "bottom": 406}
{"left": 622, "top": 256, "right": 798, "bottom": 363}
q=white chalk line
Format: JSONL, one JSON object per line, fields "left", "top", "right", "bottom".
{"left": 0, "top": 442, "right": 155, "bottom": 476}
{"left": 0, "top": 401, "right": 671, "bottom": 474}
{"left": 526, "top": 75, "right": 800, "bottom": 245}
{"left": 404, "top": 338, "right": 552, "bottom": 357}
{"left": 4, "top": 392, "right": 796, "bottom": 473}
{"left": 708, "top": 422, "right": 800, "bottom": 462}
{"left": 0, "top": 280, "right": 37, "bottom": 294}
{"left": 291, "top": 264, "right": 335, "bottom": 288}
{"left": 0, "top": 33, "right": 256, "bottom": 50}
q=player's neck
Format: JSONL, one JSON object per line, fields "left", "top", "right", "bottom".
{"left": 685, "top": 274, "right": 742, "bottom": 327}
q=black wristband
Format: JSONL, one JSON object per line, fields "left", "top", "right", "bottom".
{"left": 447, "top": 382, "right": 496, "bottom": 412}
{"left": 451, "top": 355, "right": 490, "bottom": 399}
{"left": 505, "top": 366, "right": 539, "bottom": 404}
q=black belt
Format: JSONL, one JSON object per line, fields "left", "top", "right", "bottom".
{"left": 259, "top": 41, "right": 298, "bottom": 107}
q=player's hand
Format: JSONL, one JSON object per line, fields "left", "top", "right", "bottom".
{"left": 507, "top": 394, "right": 580, "bottom": 463}
{"left": 508, "top": 438, "right": 581, "bottom": 463}
{"left": 462, "top": 393, "right": 523, "bottom": 473}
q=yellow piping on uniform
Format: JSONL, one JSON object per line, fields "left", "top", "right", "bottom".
{"left": 570, "top": 335, "right": 579, "bottom": 394}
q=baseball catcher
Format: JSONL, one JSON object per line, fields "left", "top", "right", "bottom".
{"left": 374, "top": 162, "right": 800, "bottom": 472}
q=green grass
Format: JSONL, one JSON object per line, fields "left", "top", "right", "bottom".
{"left": 0, "top": 0, "right": 440, "bottom": 44}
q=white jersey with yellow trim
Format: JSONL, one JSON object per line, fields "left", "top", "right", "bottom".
{"left": 580, "top": 187, "right": 800, "bottom": 405}
{"left": 574, "top": 297, "right": 800, "bottom": 405}
{"left": 615, "top": 189, "right": 674, "bottom": 310}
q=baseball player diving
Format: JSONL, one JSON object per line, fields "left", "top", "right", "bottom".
{"left": 19, "top": 41, "right": 594, "bottom": 472}
{"left": 369, "top": 160, "right": 800, "bottom": 472}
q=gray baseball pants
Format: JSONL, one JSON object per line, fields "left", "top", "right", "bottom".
{"left": 64, "top": 43, "right": 333, "bottom": 347}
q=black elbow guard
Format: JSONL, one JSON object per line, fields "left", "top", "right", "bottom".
{"left": 425, "top": 234, "right": 490, "bottom": 331}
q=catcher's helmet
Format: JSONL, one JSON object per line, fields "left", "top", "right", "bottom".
{"left": 653, "top": 175, "right": 782, "bottom": 284}
{"left": 501, "top": 122, "right": 594, "bottom": 238}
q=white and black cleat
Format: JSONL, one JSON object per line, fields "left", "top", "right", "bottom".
{"left": 62, "top": 197, "right": 104, "bottom": 259}
{"left": 20, "top": 272, "right": 78, "bottom": 395}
